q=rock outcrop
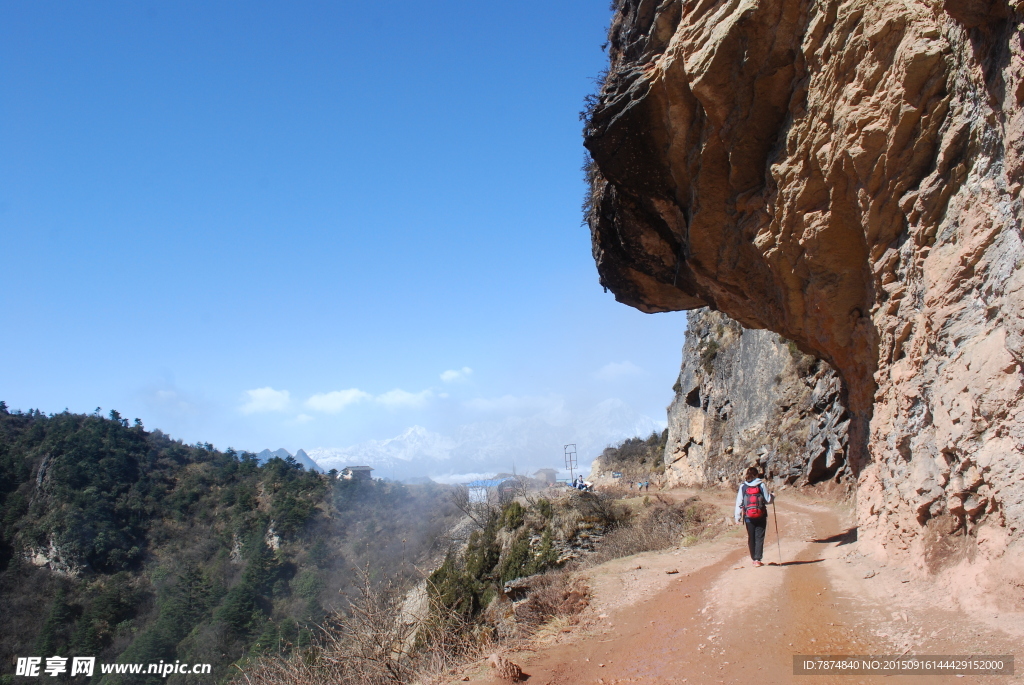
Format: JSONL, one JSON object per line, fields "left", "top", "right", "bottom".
{"left": 665, "top": 309, "right": 850, "bottom": 488}
{"left": 588, "top": 431, "right": 667, "bottom": 484}
{"left": 488, "top": 653, "right": 524, "bottom": 681}
{"left": 584, "top": 0, "right": 1024, "bottom": 587}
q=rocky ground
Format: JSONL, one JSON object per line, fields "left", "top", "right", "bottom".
{"left": 456, "top": 488, "right": 1023, "bottom": 684}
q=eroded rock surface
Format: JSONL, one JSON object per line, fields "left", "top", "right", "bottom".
{"left": 584, "top": 0, "right": 1024, "bottom": 587}
{"left": 665, "top": 309, "right": 849, "bottom": 488}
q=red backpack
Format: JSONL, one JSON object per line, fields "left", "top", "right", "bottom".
{"left": 743, "top": 483, "right": 767, "bottom": 519}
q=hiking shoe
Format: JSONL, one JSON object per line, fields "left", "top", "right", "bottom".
{"left": 752, "top": 560, "right": 764, "bottom": 567}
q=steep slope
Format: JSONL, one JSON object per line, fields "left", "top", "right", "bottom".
{"left": 0, "top": 406, "right": 457, "bottom": 683}
{"left": 665, "top": 309, "right": 849, "bottom": 488}
{"left": 583, "top": 0, "right": 1024, "bottom": 589}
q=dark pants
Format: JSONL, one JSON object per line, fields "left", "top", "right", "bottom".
{"left": 745, "top": 516, "right": 767, "bottom": 561}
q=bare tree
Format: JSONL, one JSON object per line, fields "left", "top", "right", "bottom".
{"left": 509, "top": 464, "right": 538, "bottom": 507}
{"left": 449, "top": 484, "right": 496, "bottom": 529}
{"left": 325, "top": 566, "right": 417, "bottom": 683}
{"left": 232, "top": 565, "right": 480, "bottom": 685}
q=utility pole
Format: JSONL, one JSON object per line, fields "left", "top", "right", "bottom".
{"left": 564, "top": 444, "right": 577, "bottom": 482}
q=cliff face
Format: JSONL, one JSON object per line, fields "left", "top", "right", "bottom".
{"left": 585, "top": 0, "right": 1024, "bottom": 582}
{"left": 665, "top": 309, "right": 849, "bottom": 489}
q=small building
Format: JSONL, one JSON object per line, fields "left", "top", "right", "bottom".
{"left": 533, "top": 468, "right": 558, "bottom": 485}
{"left": 340, "top": 465, "right": 374, "bottom": 481}
{"left": 466, "top": 477, "right": 517, "bottom": 504}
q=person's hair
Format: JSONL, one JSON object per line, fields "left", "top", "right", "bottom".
{"left": 744, "top": 466, "right": 759, "bottom": 481}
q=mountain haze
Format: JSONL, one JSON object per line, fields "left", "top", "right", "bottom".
{"left": 307, "top": 401, "right": 663, "bottom": 481}
{"left": 0, "top": 405, "right": 458, "bottom": 683}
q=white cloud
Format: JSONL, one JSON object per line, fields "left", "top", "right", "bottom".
{"left": 594, "top": 361, "right": 644, "bottom": 381}
{"left": 306, "top": 389, "right": 371, "bottom": 413}
{"left": 303, "top": 387, "right": 435, "bottom": 413}
{"left": 145, "top": 387, "right": 198, "bottom": 417}
{"left": 304, "top": 398, "right": 663, "bottom": 481}
{"left": 241, "top": 387, "right": 291, "bottom": 414}
{"left": 295, "top": 414, "right": 314, "bottom": 423}
{"left": 440, "top": 367, "right": 473, "bottom": 383}
{"left": 376, "top": 388, "right": 433, "bottom": 408}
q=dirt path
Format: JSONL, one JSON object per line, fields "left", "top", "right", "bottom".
{"left": 464, "top": 490, "right": 1023, "bottom": 685}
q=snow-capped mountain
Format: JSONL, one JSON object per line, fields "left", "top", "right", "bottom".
{"left": 304, "top": 426, "right": 453, "bottom": 479}
{"left": 304, "top": 400, "right": 663, "bottom": 482}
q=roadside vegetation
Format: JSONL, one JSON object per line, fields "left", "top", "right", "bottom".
{"left": 234, "top": 477, "right": 718, "bottom": 684}
{"left": 591, "top": 430, "right": 668, "bottom": 481}
{"left": 0, "top": 405, "right": 718, "bottom": 685}
{"left": 0, "top": 403, "right": 459, "bottom": 684}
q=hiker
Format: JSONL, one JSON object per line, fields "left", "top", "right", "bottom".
{"left": 734, "top": 466, "right": 773, "bottom": 567}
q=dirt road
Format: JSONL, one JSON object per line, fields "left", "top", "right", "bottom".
{"left": 467, "top": 489, "right": 1022, "bottom": 685}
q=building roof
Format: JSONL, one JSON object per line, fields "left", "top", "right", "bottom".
{"left": 342, "top": 465, "right": 374, "bottom": 471}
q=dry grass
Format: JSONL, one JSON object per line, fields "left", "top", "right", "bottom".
{"left": 231, "top": 567, "right": 480, "bottom": 685}
{"left": 513, "top": 570, "right": 589, "bottom": 630}
{"left": 233, "top": 494, "right": 711, "bottom": 685}
{"left": 581, "top": 495, "right": 716, "bottom": 567}
{"left": 549, "top": 491, "right": 622, "bottom": 541}
{"left": 592, "top": 483, "right": 635, "bottom": 499}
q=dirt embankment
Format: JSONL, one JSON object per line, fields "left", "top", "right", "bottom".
{"left": 462, "top": 489, "right": 1023, "bottom": 685}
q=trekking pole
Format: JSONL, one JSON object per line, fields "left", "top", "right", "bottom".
{"left": 772, "top": 500, "right": 782, "bottom": 564}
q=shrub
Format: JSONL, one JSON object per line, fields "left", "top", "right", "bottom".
{"left": 500, "top": 501, "right": 524, "bottom": 530}
{"left": 513, "top": 570, "right": 589, "bottom": 629}
{"left": 291, "top": 569, "right": 324, "bottom": 602}
{"left": 582, "top": 496, "right": 716, "bottom": 566}
{"left": 699, "top": 340, "right": 720, "bottom": 373}
{"left": 594, "top": 431, "right": 668, "bottom": 479}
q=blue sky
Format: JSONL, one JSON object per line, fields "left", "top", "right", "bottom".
{"left": 1, "top": 1, "right": 689, "bottom": 475}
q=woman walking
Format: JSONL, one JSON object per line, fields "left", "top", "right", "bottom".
{"left": 734, "top": 466, "right": 774, "bottom": 567}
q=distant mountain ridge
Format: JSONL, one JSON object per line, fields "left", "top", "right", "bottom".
{"left": 255, "top": 447, "right": 324, "bottom": 473}
{"left": 306, "top": 401, "right": 663, "bottom": 481}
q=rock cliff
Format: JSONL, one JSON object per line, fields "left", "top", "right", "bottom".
{"left": 665, "top": 309, "right": 850, "bottom": 488}
{"left": 584, "top": 0, "right": 1024, "bottom": 589}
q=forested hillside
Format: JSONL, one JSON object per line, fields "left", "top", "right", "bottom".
{"left": 0, "top": 403, "right": 459, "bottom": 683}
